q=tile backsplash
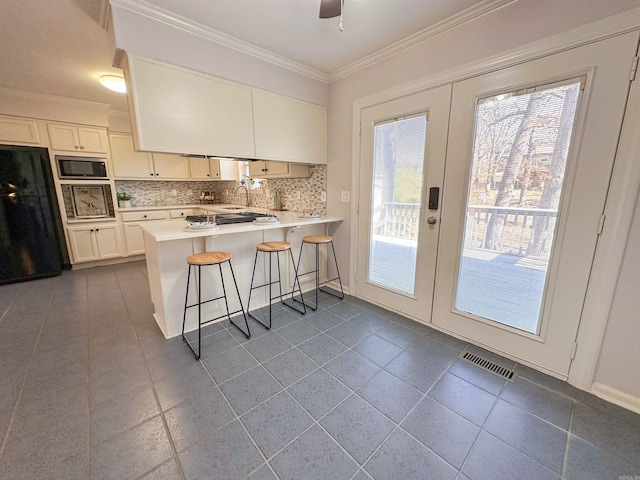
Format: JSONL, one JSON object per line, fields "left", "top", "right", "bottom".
{"left": 115, "top": 165, "right": 327, "bottom": 214}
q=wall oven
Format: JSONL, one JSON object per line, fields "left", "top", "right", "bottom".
{"left": 56, "top": 155, "right": 108, "bottom": 179}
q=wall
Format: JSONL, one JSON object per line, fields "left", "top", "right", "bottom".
{"left": 594, "top": 189, "right": 640, "bottom": 399}
{"left": 114, "top": 165, "right": 327, "bottom": 214}
{"left": 326, "top": 0, "right": 640, "bottom": 404}
{"left": 0, "top": 87, "right": 111, "bottom": 127}
{"left": 110, "top": 3, "right": 328, "bottom": 107}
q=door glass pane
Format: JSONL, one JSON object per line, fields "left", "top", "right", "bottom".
{"left": 455, "top": 80, "right": 581, "bottom": 333}
{"left": 368, "top": 114, "right": 427, "bottom": 295}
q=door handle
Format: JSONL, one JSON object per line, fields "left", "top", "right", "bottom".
{"left": 427, "top": 216, "right": 438, "bottom": 225}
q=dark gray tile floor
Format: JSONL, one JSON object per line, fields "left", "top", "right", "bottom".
{"left": 1, "top": 261, "right": 639, "bottom": 479}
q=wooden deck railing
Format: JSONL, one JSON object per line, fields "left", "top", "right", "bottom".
{"left": 373, "top": 202, "right": 558, "bottom": 258}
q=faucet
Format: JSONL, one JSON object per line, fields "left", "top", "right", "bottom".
{"left": 235, "top": 181, "right": 249, "bottom": 207}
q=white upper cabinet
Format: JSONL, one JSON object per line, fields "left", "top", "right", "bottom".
{"left": 252, "top": 90, "right": 327, "bottom": 165}
{"left": 0, "top": 115, "right": 41, "bottom": 145}
{"left": 110, "top": 133, "right": 189, "bottom": 180}
{"left": 124, "top": 54, "right": 255, "bottom": 158}
{"left": 48, "top": 123, "right": 109, "bottom": 153}
{"left": 121, "top": 54, "right": 327, "bottom": 165}
{"left": 152, "top": 153, "right": 190, "bottom": 179}
{"left": 249, "top": 160, "right": 309, "bottom": 179}
{"left": 109, "top": 133, "right": 153, "bottom": 179}
{"left": 189, "top": 157, "right": 240, "bottom": 181}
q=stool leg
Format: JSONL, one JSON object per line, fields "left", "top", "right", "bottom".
{"left": 182, "top": 264, "right": 192, "bottom": 340}
{"left": 315, "top": 243, "right": 320, "bottom": 308}
{"left": 294, "top": 242, "right": 315, "bottom": 310}
{"left": 280, "top": 248, "right": 306, "bottom": 315}
{"left": 248, "top": 250, "right": 272, "bottom": 330}
{"left": 224, "top": 260, "right": 251, "bottom": 339}
{"left": 320, "top": 241, "right": 345, "bottom": 300}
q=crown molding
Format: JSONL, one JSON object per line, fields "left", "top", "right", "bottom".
{"left": 352, "top": 6, "right": 640, "bottom": 110}
{"left": 329, "top": 0, "right": 517, "bottom": 82}
{"left": 98, "top": 0, "right": 111, "bottom": 30}
{"left": 0, "top": 86, "right": 111, "bottom": 109}
{"left": 109, "top": 0, "right": 330, "bottom": 83}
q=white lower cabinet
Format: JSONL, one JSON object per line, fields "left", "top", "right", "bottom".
{"left": 122, "top": 223, "right": 146, "bottom": 256}
{"left": 121, "top": 210, "right": 171, "bottom": 255}
{"left": 67, "top": 224, "right": 121, "bottom": 263}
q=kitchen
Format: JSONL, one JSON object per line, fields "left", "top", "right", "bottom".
{"left": 1, "top": 0, "right": 640, "bottom": 479}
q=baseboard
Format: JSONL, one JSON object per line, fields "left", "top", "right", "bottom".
{"left": 591, "top": 382, "right": 640, "bottom": 414}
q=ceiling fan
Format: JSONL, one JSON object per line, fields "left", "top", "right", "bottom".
{"left": 319, "top": 0, "right": 343, "bottom": 19}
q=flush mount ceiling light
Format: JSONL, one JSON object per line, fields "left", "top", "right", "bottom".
{"left": 99, "top": 74, "right": 126, "bottom": 93}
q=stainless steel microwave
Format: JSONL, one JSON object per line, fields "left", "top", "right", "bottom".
{"left": 56, "top": 155, "right": 108, "bottom": 179}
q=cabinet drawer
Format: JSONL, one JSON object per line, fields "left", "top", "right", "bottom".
{"left": 170, "top": 209, "right": 199, "bottom": 219}
{"left": 121, "top": 210, "right": 169, "bottom": 222}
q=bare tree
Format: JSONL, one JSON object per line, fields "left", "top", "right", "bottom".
{"left": 529, "top": 85, "right": 579, "bottom": 256}
{"left": 484, "top": 93, "right": 545, "bottom": 249}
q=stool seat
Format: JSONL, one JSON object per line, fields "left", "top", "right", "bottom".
{"left": 256, "top": 241, "right": 291, "bottom": 252}
{"left": 296, "top": 234, "right": 344, "bottom": 311}
{"left": 187, "top": 251, "right": 232, "bottom": 265}
{"left": 303, "top": 235, "right": 332, "bottom": 244}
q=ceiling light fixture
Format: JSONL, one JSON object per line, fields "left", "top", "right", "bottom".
{"left": 99, "top": 74, "right": 126, "bottom": 93}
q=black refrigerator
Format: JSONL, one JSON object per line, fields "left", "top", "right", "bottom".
{"left": 0, "top": 145, "right": 68, "bottom": 284}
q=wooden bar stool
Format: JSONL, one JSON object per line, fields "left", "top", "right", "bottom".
{"left": 296, "top": 235, "right": 344, "bottom": 310}
{"left": 247, "top": 241, "right": 306, "bottom": 329}
{"left": 182, "top": 251, "right": 250, "bottom": 360}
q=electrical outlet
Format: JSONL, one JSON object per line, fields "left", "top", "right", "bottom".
{"left": 320, "top": 191, "right": 327, "bottom": 202}
{"left": 341, "top": 191, "right": 351, "bottom": 203}
{"left": 171, "top": 189, "right": 177, "bottom": 196}
{"left": 187, "top": 189, "right": 192, "bottom": 196}
{"left": 296, "top": 191, "right": 302, "bottom": 200}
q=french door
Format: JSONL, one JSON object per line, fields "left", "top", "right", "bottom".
{"left": 356, "top": 85, "right": 450, "bottom": 319}
{"left": 433, "top": 32, "right": 639, "bottom": 377}
{"left": 356, "top": 32, "right": 638, "bottom": 377}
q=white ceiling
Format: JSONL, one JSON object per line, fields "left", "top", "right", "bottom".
{"left": 0, "top": 0, "right": 508, "bottom": 112}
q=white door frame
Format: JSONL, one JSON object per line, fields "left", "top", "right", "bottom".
{"left": 348, "top": 11, "right": 640, "bottom": 391}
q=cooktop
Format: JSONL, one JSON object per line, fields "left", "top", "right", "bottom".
{"left": 186, "top": 212, "right": 270, "bottom": 225}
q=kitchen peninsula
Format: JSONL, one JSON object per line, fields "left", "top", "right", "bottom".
{"left": 142, "top": 210, "right": 343, "bottom": 338}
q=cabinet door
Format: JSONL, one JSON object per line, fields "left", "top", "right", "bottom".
{"left": 109, "top": 133, "right": 154, "bottom": 179}
{"left": 252, "top": 90, "right": 327, "bottom": 164}
{"left": 219, "top": 160, "right": 239, "bottom": 181}
{"left": 249, "top": 161, "right": 266, "bottom": 177}
{"left": 67, "top": 226, "right": 99, "bottom": 262}
{"left": 94, "top": 224, "right": 121, "bottom": 258}
{"left": 189, "top": 157, "right": 211, "bottom": 179}
{"left": 125, "top": 55, "right": 255, "bottom": 158}
{"left": 0, "top": 116, "right": 40, "bottom": 145}
{"left": 77, "top": 127, "right": 108, "bottom": 153}
{"left": 209, "top": 159, "right": 221, "bottom": 179}
{"left": 264, "top": 161, "right": 289, "bottom": 176}
{"left": 123, "top": 223, "right": 145, "bottom": 255}
{"left": 48, "top": 123, "right": 80, "bottom": 151}
{"left": 152, "top": 153, "right": 190, "bottom": 179}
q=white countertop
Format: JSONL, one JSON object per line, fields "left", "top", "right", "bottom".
{"left": 141, "top": 211, "right": 343, "bottom": 242}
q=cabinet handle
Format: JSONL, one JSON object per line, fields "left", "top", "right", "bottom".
{"left": 95, "top": 228, "right": 100, "bottom": 232}
{"left": 75, "top": 146, "right": 79, "bottom": 149}
{"left": 90, "top": 228, "right": 94, "bottom": 232}
{"left": 80, "top": 146, "right": 85, "bottom": 150}
{"left": 150, "top": 173, "right": 154, "bottom": 176}
{"left": 155, "top": 173, "right": 159, "bottom": 176}
{"left": 143, "top": 215, "right": 147, "bottom": 218}
{"left": 207, "top": 174, "right": 210, "bottom": 177}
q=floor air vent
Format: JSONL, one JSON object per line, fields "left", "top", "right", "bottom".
{"left": 459, "top": 349, "right": 517, "bottom": 382}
